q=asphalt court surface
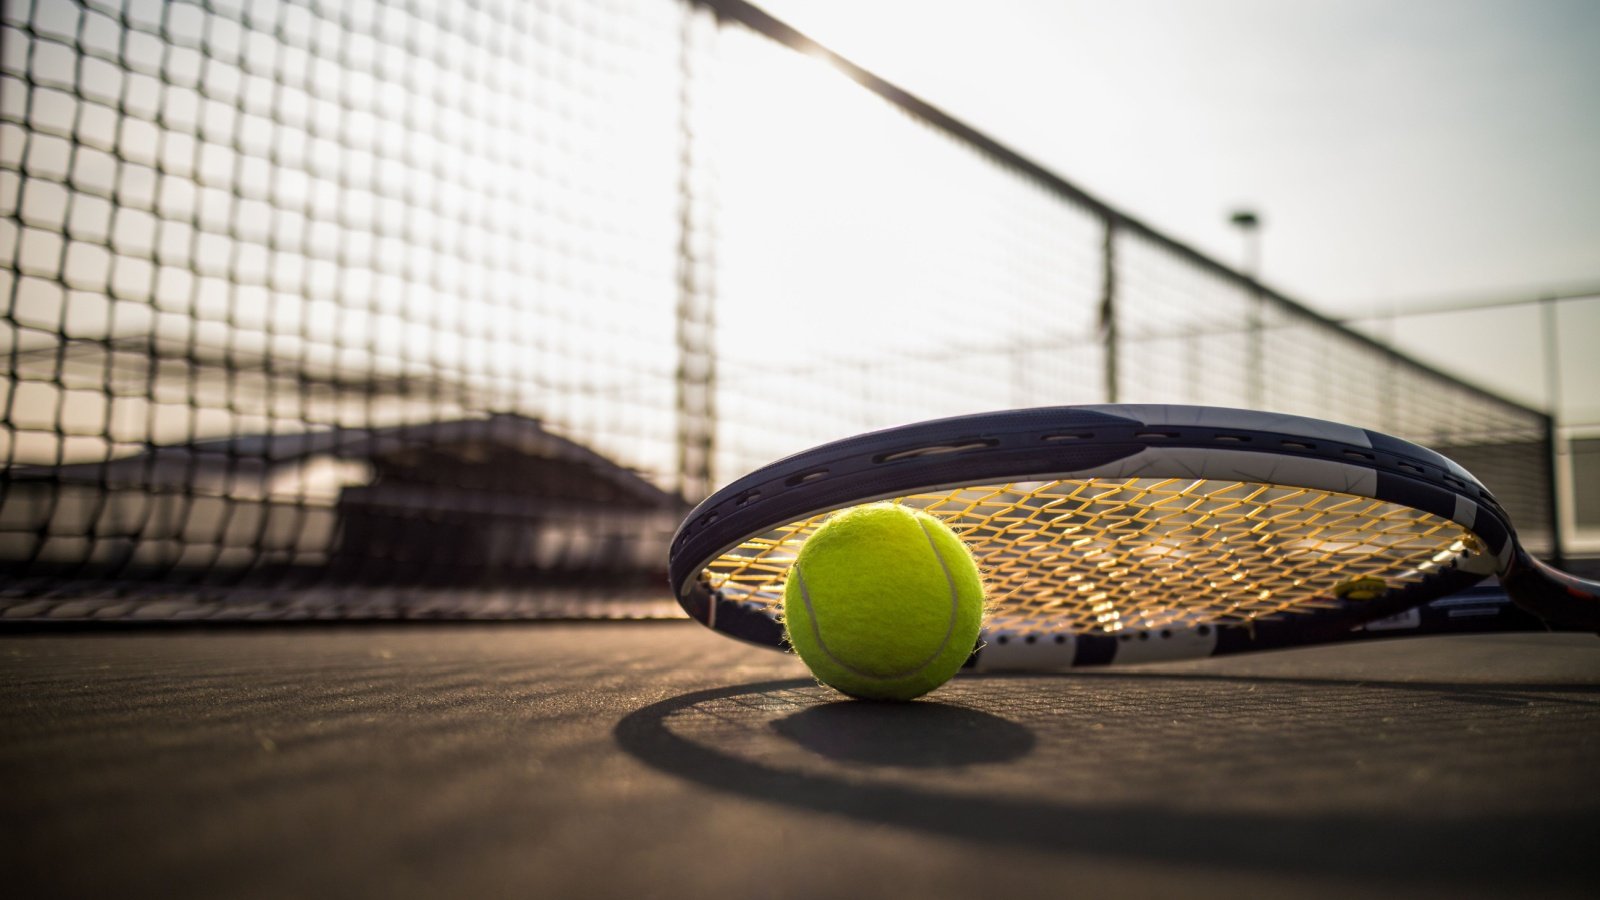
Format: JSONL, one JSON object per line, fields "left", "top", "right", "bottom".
{"left": 2, "top": 622, "right": 1597, "bottom": 898}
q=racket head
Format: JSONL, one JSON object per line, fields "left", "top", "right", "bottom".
{"left": 669, "top": 405, "right": 1533, "bottom": 664}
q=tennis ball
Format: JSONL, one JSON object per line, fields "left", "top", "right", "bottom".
{"left": 782, "top": 503, "right": 985, "bottom": 701}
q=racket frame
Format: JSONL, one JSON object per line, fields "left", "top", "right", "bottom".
{"left": 669, "top": 405, "right": 1587, "bottom": 669}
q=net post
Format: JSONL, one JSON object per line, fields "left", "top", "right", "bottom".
{"left": 1099, "top": 219, "right": 1119, "bottom": 403}
{"left": 1544, "top": 414, "right": 1567, "bottom": 567}
{"left": 674, "top": 6, "right": 719, "bottom": 506}
{"left": 1539, "top": 296, "right": 1566, "bottom": 566}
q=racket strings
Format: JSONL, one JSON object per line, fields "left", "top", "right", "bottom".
{"left": 704, "top": 478, "right": 1474, "bottom": 634}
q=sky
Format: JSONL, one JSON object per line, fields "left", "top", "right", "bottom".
{"left": 755, "top": 0, "right": 1600, "bottom": 426}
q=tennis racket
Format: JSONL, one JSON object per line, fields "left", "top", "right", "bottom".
{"left": 669, "top": 405, "right": 1598, "bottom": 671}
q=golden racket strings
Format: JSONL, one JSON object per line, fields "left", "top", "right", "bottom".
{"left": 702, "top": 478, "right": 1477, "bottom": 635}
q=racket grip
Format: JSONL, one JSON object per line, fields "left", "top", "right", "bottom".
{"left": 1502, "top": 551, "right": 1600, "bottom": 630}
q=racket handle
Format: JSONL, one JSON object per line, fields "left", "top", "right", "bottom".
{"left": 1502, "top": 550, "right": 1600, "bottom": 630}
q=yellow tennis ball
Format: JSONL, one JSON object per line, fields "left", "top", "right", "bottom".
{"left": 782, "top": 503, "right": 985, "bottom": 701}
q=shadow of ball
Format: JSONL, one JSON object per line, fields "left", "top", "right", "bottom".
{"left": 770, "top": 700, "right": 1035, "bottom": 768}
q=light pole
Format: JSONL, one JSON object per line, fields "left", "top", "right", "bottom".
{"left": 1229, "top": 209, "right": 1264, "bottom": 407}
{"left": 1230, "top": 209, "right": 1261, "bottom": 279}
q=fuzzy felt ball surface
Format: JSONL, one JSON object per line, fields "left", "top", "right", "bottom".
{"left": 782, "top": 503, "right": 985, "bottom": 700}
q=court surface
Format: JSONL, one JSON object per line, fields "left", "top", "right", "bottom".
{"left": 3, "top": 622, "right": 1597, "bottom": 899}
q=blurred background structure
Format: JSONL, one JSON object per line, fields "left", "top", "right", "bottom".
{"left": 1, "top": 0, "right": 1592, "bottom": 619}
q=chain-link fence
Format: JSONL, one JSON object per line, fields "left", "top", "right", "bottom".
{"left": 0, "top": 0, "right": 1557, "bottom": 619}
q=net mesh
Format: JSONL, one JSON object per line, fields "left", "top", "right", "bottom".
{"left": 705, "top": 486, "right": 1476, "bottom": 635}
{"left": 0, "top": 0, "right": 1556, "bottom": 620}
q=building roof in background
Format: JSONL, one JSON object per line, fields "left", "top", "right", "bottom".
{"left": 14, "top": 415, "right": 679, "bottom": 509}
